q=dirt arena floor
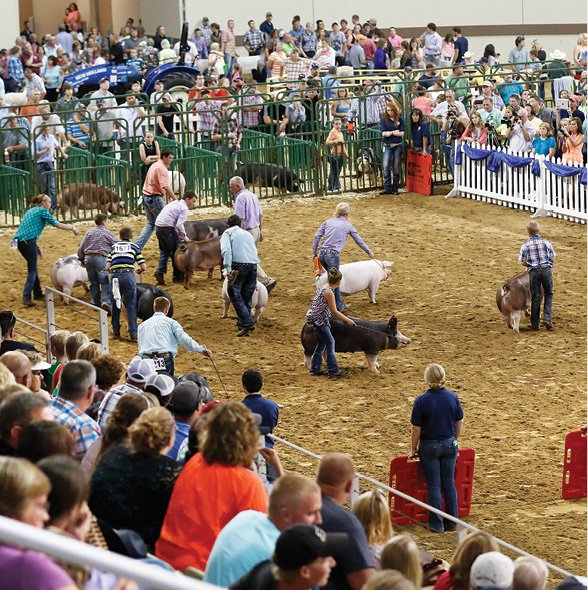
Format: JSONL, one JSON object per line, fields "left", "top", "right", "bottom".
{"left": 1, "top": 187, "right": 585, "bottom": 579}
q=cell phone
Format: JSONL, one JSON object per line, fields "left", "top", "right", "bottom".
{"left": 555, "top": 98, "right": 569, "bottom": 110}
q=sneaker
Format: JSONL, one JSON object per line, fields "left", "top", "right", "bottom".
{"left": 101, "top": 303, "right": 112, "bottom": 314}
{"left": 543, "top": 320, "right": 554, "bottom": 330}
{"left": 237, "top": 326, "right": 256, "bottom": 337}
{"left": 22, "top": 298, "right": 36, "bottom": 308}
{"left": 129, "top": 333, "right": 138, "bottom": 342}
{"left": 310, "top": 370, "right": 327, "bottom": 376}
{"left": 266, "top": 280, "right": 277, "bottom": 295}
{"left": 154, "top": 272, "right": 166, "bottom": 285}
{"left": 328, "top": 370, "right": 348, "bottom": 379}
{"left": 444, "top": 522, "right": 457, "bottom": 532}
{"left": 427, "top": 525, "right": 444, "bottom": 533}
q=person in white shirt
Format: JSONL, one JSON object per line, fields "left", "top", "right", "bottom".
{"left": 115, "top": 92, "right": 147, "bottom": 149}
{"left": 506, "top": 108, "right": 535, "bottom": 152}
{"left": 173, "top": 40, "right": 199, "bottom": 65}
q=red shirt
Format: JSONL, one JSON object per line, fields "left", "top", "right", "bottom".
{"left": 434, "top": 571, "right": 468, "bottom": 590}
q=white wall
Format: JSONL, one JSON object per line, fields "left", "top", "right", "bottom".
{"left": 141, "top": 0, "right": 182, "bottom": 37}
{"left": 1, "top": 0, "right": 21, "bottom": 50}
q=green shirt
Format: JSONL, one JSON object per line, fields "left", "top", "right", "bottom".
{"left": 13, "top": 206, "right": 59, "bottom": 241}
{"left": 446, "top": 74, "right": 470, "bottom": 100}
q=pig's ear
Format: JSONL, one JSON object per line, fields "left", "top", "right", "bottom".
{"left": 387, "top": 316, "right": 397, "bottom": 332}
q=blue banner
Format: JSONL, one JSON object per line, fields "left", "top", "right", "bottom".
{"left": 544, "top": 160, "right": 587, "bottom": 186}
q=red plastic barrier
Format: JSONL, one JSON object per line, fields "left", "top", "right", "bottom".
{"left": 405, "top": 151, "right": 433, "bottom": 196}
{"left": 388, "top": 448, "right": 475, "bottom": 526}
{"left": 562, "top": 430, "right": 587, "bottom": 500}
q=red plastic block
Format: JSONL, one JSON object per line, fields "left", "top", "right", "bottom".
{"left": 388, "top": 448, "right": 475, "bottom": 526}
{"left": 562, "top": 430, "right": 587, "bottom": 500}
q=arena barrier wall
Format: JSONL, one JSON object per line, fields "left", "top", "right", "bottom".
{"left": 448, "top": 142, "right": 588, "bottom": 224}
{"left": 270, "top": 433, "right": 574, "bottom": 578}
{"left": 562, "top": 429, "right": 587, "bottom": 500}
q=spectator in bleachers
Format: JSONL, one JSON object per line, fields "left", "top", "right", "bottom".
{"left": 434, "top": 532, "right": 499, "bottom": 590}
{"left": 330, "top": 23, "right": 346, "bottom": 66}
{"left": 446, "top": 65, "right": 470, "bottom": 102}
{"left": 479, "top": 81, "right": 504, "bottom": 110}
{"left": 244, "top": 20, "right": 264, "bottom": 57}
{"left": 90, "top": 406, "right": 180, "bottom": 549}
{"left": 470, "top": 553, "right": 514, "bottom": 590}
{"left": 561, "top": 117, "right": 584, "bottom": 164}
{"left": 532, "top": 122, "right": 556, "bottom": 157}
{"left": 47, "top": 330, "right": 69, "bottom": 384}
{"left": 76, "top": 342, "right": 102, "bottom": 363}
{"left": 422, "top": 23, "right": 442, "bottom": 67}
{"left": 409, "top": 364, "right": 463, "bottom": 533}
{"left": 381, "top": 535, "right": 422, "bottom": 588}
{"left": 441, "top": 33, "right": 454, "bottom": 66}
{"left": 0, "top": 310, "right": 38, "bottom": 354}
{"left": 116, "top": 91, "right": 147, "bottom": 149}
{"left": 512, "top": 557, "right": 548, "bottom": 590}
{"left": 212, "top": 102, "right": 242, "bottom": 170}
{"left": 96, "top": 355, "right": 156, "bottom": 428}
{"left": 65, "top": 104, "right": 91, "bottom": 148}
{"left": 88, "top": 77, "right": 117, "bottom": 153}
{"left": 41, "top": 57, "right": 61, "bottom": 102}
{"left": 260, "top": 12, "right": 274, "bottom": 42}
{"left": 0, "top": 392, "right": 53, "bottom": 456}
{"left": 156, "top": 401, "right": 269, "bottom": 570}
{"left": 508, "top": 36, "right": 530, "bottom": 72}
{"left": 83, "top": 391, "right": 151, "bottom": 477}
{"left": 31, "top": 101, "right": 68, "bottom": 146}
{"left": 478, "top": 97, "right": 502, "bottom": 129}
{"left": 34, "top": 125, "right": 68, "bottom": 210}
{"left": 0, "top": 456, "right": 78, "bottom": 589}
{"left": 139, "top": 129, "right": 160, "bottom": 183}
{"left": 460, "top": 111, "right": 488, "bottom": 145}
{"left": 24, "top": 67, "right": 46, "bottom": 99}
{"left": 108, "top": 33, "right": 124, "bottom": 64}
{"left": 16, "top": 420, "right": 73, "bottom": 462}
{"left": 505, "top": 108, "right": 535, "bottom": 153}
{"left": 300, "top": 23, "right": 318, "bottom": 58}
{"left": 8, "top": 46, "right": 25, "bottom": 90}
{"left": 205, "top": 474, "right": 323, "bottom": 587}
{"left": 86, "top": 353, "right": 125, "bottom": 421}
{"left": 325, "top": 118, "right": 348, "bottom": 192}
{"left": 496, "top": 72, "right": 524, "bottom": 106}
{"left": 351, "top": 490, "right": 394, "bottom": 568}
{"left": 52, "top": 360, "right": 100, "bottom": 460}
{"left": 13, "top": 195, "right": 79, "bottom": 307}
{"left": 315, "top": 452, "right": 374, "bottom": 590}
{"left": 363, "top": 571, "right": 416, "bottom": 590}
{"left": 191, "top": 28, "right": 208, "bottom": 58}
{"left": 155, "top": 93, "right": 179, "bottom": 140}
{"left": 54, "top": 83, "right": 79, "bottom": 115}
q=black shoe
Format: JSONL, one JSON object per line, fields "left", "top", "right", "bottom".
{"left": 444, "top": 522, "right": 457, "bottom": 532}
{"left": 112, "top": 330, "right": 121, "bottom": 339}
{"left": 172, "top": 277, "right": 184, "bottom": 284}
{"left": 129, "top": 333, "right": 138, "bottom": 342}
{"left": 379, "top": 190, "right": 392, "bottom": 195}
{"left": 22, "top": 298, "right": 36, "bottom": 308}
{"left": 33, "top": 293, "right": 45, "bottom": 301}
{"left": 310, "top": 370, "right": 327, "bottom": 376}
{"left": 391, "top": 189, "right": 399, "bottom": 195}
{"left": 154, "top": 272, "right": 166, "bottom": 285}
{"left": 543, "top": 320, "right": 554, "bottom": 330}
{"left": 237, "top": 326, "right": 255, "bottom": 337}
{"left": 266, "top": 280, "right": 277, "bottom": 294}
{"left": 531, "top": 326, "right": 539, "bottom": 331}
{"left": 101, "top": 303, "right": 112, "bottom": 315}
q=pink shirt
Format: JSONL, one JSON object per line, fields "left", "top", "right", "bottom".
{"left": 388, "top": 35, "right": 404, "bottom": 48}
{"left": 412, "top": 96, "right": 434, "bottom": 115}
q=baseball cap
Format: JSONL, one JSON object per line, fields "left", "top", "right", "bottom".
{"left": 31, "top": 359, "right": 51, "bottom": 371}
{"left": 202, "top": 16, "right": 209, "bottom": 20}
{"left": 274, "top": 525, "right": 348, "bottom": 570}
{"left": 144, "top": 373, "right": 175, "bottom": 398}
{"left": 170, "top": 382, "right": 203, "bottom": 416}
{"left": 99, "top": 77, "right": 109, "bottom": 83}
{"left": 482, "top": 80, "right": 493, "bottom": 87}
{"left": 266, "top": 11, "right": 273, "bottom": 16}
{"left": 463, "top": 51, "right": 474, "bottom": 59}
{"left": 199, "top": 399, "right": 224, "bottom": 415}
{"left": 126, "top": 356, "right": 157, "bottom": 385}
{"left": 311, "top": 62, "right": 319, "bottom": 69}
{"left": 470, "top": 552, "right": 514, "bottom": 590}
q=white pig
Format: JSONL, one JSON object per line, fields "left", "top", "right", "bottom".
{"left": 168, "top": 170, "right": 186, "bottom": 198}
{"left": 315, "top": 259, "right": 393, "bottom": 304}
{"left": 221, "top": 278, "right": 268, "bottom": 321}
{"left": 50, "top": 255, "right": 89, "bottom": 304}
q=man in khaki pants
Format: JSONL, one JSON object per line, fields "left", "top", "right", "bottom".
{"left": 230, "top": 176, "right": 277, "bottom": 293}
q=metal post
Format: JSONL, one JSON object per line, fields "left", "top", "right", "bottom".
{"left": 99, "top": 308, "right": 109, "bottom": 354}
{"left": 350, "top": 475, "right": 360, "bottom": 505}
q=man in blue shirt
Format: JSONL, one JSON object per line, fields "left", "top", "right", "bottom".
{"left": 35, "top": 127, "right": 68, "bottom": 210}
{"left": 241, "top": 369, "right": 279, "bottom": 449}
{"left": 166, "top": 381, "right": 202, "bottom": 460}
{"left": 452, "top": 27, "right": 468, "bottom": 64}
{"left": 519, "top": 221, "right": 556, "bottom": 330}
{"left": 138, "top": 296, "right": 212, "bottom": 375}
{"left": 220, "top": 214, "right": 260, "bottom": 337}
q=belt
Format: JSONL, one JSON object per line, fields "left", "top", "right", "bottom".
{"left": 318, "top": 248, "right": 339, "bottom": 254}
{"left": 142, "top": 352, "right": 172, "bottom": 359}
{"left": 233, "top": 262, "right": 256, "bottom": 266}
{"left": 86, "top": 253, "right": 106, "bottom": 257}
{"left": 111, "top": 268, "right": 135, "bottom": 273}
{"left": 530, "top": 266, "right": 551, "bottom": 270}
{"left": 143, "top": 194, "right": 163, "bottom": 198}
{"left": 156, "top": 226, "right": 176, "bottom": 233}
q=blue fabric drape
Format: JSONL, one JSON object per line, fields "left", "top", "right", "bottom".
{"left": 457, "top": 144, "right": 535, "bottom": 173}
{"left": 544, "top": 160, "right": 587, "bottom": 185}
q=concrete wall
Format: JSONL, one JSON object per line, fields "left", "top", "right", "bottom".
{"left": 140, "top": 0, "right": 181, "bottom": 38}
{"left": 1, "top": 0, "right": 22, "bottom": 49}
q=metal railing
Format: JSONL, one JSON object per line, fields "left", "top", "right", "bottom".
{"left": 270, "top": 434, "right": 574, "bottom": 578}
{"left": 45, "top": 287, "right": 109, "bottom": 354}
{"left": 14, "top": 315, "right": 50, "bottom": 360}
{"left": 0, "top": 516, "right": 213, "bottom": 590}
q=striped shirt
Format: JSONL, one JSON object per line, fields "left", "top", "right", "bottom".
{"left": 519, "top": 234, "right": 556, "bottom": 269}
{"left": 13, "top": 206, "right": 58, "bottom": 241}
{"left": 306, "top": 287, "right": 333, "bottom": 326}
{"left": 78, "top": 225, "right": 118, "bottom": 260}
{"left": 195, "top": 100, "right": 221, "bottom": 133}
{"left": 52, "top": 396, "right": 101, "bottom": 460}
{"left": 107, "top": 240, "right": 145, "bottom": 271}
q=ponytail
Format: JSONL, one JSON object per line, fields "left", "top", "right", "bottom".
{"left": 327, "top": 268, "right": 343, "bottom": 285}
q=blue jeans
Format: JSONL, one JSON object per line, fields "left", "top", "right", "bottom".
{"left": 383, "top": 144, "right": 403, "bottom": 192}
{"left": 328, "top": 154, "right": 344, "bottom": 190}
{"left": 18, "top": 239, "right": 42, "bottom": 300}
{"left": 224, "top": 53, "right": 235, "bottom": 77}
{"left": 85, "top": 255, "right": 111, "bottom": 307}
{"left": 227, "top": 262, "right": 257, "bottom": 330}
{"left": 37, "top": 162, "right": 57, "bottom": 209}
{"left": 310, "top": 323, "right": 340, "bottom": 376}
{"left": 530, "top": 267, "right": 553, "bottom": 327}
{"left": 110, "top": 272, "right": 137, "bottom": 335}
{"left": 318, "top": 249, "right": 344, "bottom": 310}
{"left": 442, "top": 132, "right": 456, "bottom": 176}
{"left": 419, "top": 437, "right": 459, "bottom": 531}
{"left": 136, "top": 195, "right": 164, "bottom": 249}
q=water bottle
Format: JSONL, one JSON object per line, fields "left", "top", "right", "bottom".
{"left": 4, "top": 148, "right": 9, "bottom": 163}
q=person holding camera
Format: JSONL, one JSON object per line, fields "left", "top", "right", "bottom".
{"left": 431, "top": 90, "right": 467, "bottom": 175}
{"left": 505, "top": 108, "right": 535, "bottom": 153}
{"left": 478, "top": 97, "right": 502, "bottom": 128}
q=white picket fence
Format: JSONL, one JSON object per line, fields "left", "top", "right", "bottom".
{"left": 447, "top": 142, "right": 587, "bottom": 224}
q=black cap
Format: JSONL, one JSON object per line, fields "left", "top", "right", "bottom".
{"left": 99, "top": 77, "right": 109, "bottom": 83}
{"left": 273, "top": 525, "right": 348, "bottom": 570}
{"left": 170, "top": 382, "right": 201, "bottom": 416}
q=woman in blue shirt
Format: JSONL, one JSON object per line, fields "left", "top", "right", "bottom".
{"left": 532, "top": 122, "right": 556, "bottom": 157}
{"left": 409, "top": 109, "right": 431, "bottom": 154}
{"left": 42, "top": 56, "right": 62, "bottom": 103}
{"left": 409, "top": 364, "right": 464, "bottom": 533}
{"left": 13, "top": 194, "right": 79, "bottom": 307}
{"left": 380, "top": 101, "right": 405, "bottom": 195}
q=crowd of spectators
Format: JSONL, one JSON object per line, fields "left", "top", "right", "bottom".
{"left": 0, "top": 14, "right": 586, "bottom": 199}
{"left": 0, "top": 305, "right": 585, "bottom": 590}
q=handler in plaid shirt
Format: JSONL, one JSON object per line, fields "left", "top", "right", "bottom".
{"left": 52, "top": 360, "right": 101, "bottom": 460}
{"left": 519, "top": 220, "right": 556, "bottom": 331}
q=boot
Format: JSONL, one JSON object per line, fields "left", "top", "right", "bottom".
{"left": 391, "top": 175, "right": 400, "bottom": 195}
